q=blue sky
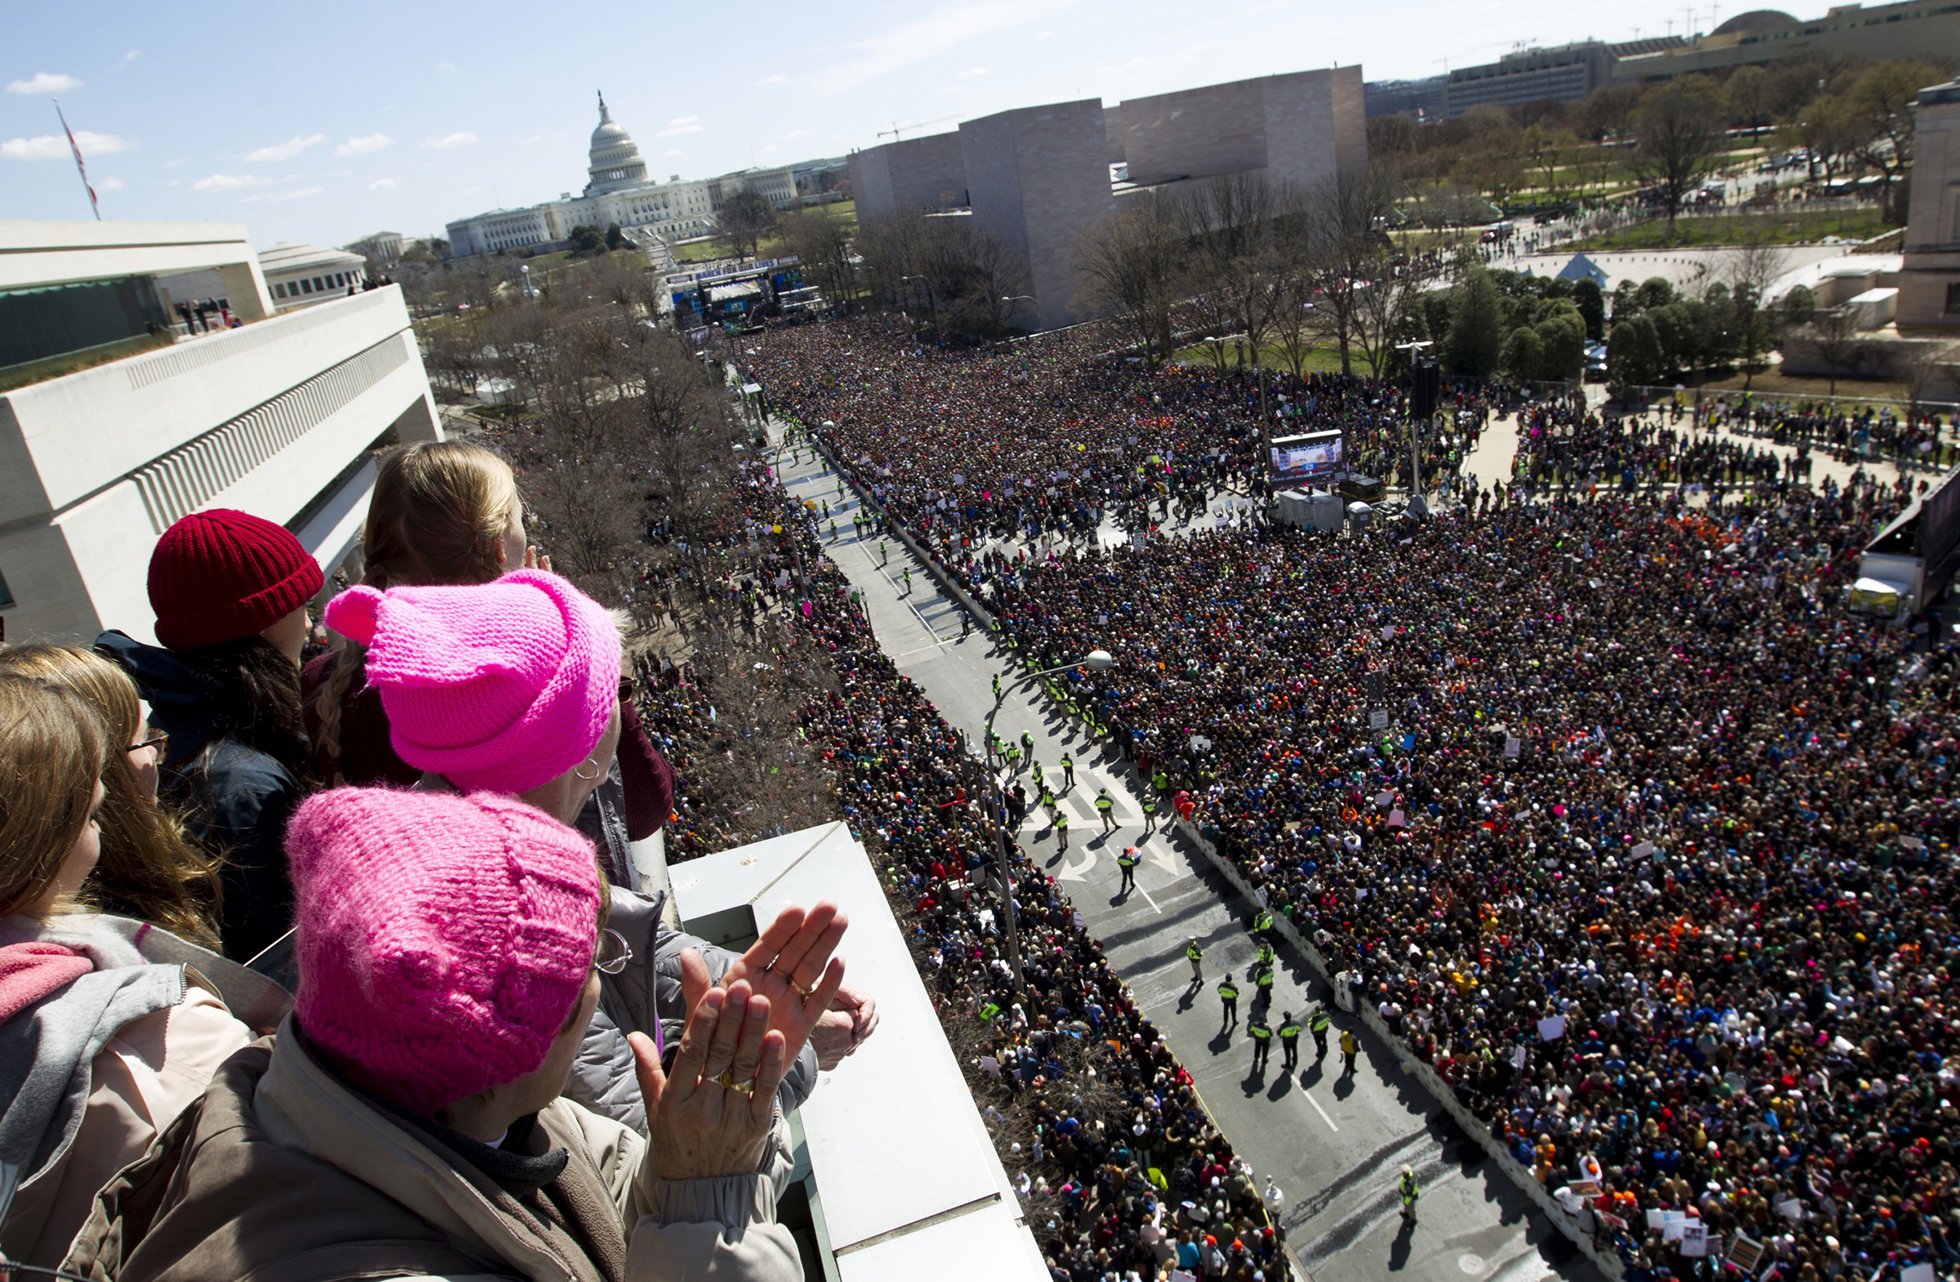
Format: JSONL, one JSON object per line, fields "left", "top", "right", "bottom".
{"left": 6, "top": 0, "right": 1711, "bottom": 247}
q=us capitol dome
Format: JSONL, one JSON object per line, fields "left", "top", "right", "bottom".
{"left": 443, "top": 93, "right": 796, "bottom": 258}
{"left": 585, "top": 92, "right": 650, "bottom": 197}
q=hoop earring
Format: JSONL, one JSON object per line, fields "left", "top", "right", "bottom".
{"left": 574, "top": 757, "right": 603, "bottom": 782}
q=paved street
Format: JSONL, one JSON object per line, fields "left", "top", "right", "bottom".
{"left": 765, "top": 424, "right": 1599, "bottom": 1282}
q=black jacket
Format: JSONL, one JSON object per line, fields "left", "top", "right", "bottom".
{"left": 96, "top": 631, "right": 302, "bottom": 962}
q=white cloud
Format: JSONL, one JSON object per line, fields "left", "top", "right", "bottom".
{"left": 655, "top": 116, "right": 702, "bottom": 138}
{"left": 419, "top": 131, "right": 477, "bottom": 149}
{"left": 435, "top": 60, "right": 458, "bottom": 74}
{"left": 957, "top": 65, "right": 990, "bottom": 78}
{"left": 756, "top": 73, "right": 787, "bottom": 86}
{"left": 779, "top": 129, "right": 807, "bottom": 142}
{"left": 336, "top": 132, "right": 392, "bottom": 156}
{"left": 6, "top": 71, "right": 82, "bottom": 95}
{"left": 245, "top": 185, "right": 323, "bottom": 204}
{"left": 368, "top": 177, "right": 397, "bottom": 190}
{"left": 813, "top": 0, "right": 1072, "bottom": 96}
{"left": 246, "top": 132, "right": 326, "bottom": 163}
{"left": 191, "top": 172, "right": 275, "bottom": 192}
{"left": 97, "top": 175, "right": 124, "bottom": 191}
{"left": 662, "top": 148, "right": 686, "bottom": 159}
{"left": 118, "top": 50, "right": 140, "bottom": 68}
{"left": 1, "top": 129, "right": 132, "bottom": 160}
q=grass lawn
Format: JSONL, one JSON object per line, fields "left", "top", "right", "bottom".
{"left": 1571, "top": 207, "right": 1889, "bottom": 251}
{"left": 1172, "top": 342, "right": 1357, "bottom": 375}
{"left": 1681, "top": 367, "right": 1913, "bottom": 407}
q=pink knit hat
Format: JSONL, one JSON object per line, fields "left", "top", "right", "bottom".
{"left": 323, "top": 569, "right": 621, "bottom": 794}
{"left": 286, "top": 787, "right": 601, "bottom": 1114}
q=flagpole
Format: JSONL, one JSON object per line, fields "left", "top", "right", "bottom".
{"left": 53, "top": 99, "right": 101, "bottom": 221}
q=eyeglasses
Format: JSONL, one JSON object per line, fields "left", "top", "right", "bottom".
{"left": 128, "top": 730, "right": 168, "bottom": 759}
{"left": 594, "top": 927, "right": 632, "bottom": 976}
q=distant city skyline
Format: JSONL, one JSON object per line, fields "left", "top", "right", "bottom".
{"left": 4, "top": 0, "right": 1794, "bottom": 246}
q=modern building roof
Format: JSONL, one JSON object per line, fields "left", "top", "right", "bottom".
{"left": 1711, "top": 8, "right": 1801, "bottom": 36}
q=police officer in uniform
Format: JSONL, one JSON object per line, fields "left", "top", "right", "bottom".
{"left": 1310, "top": 1004, "right": 1331, "bottom": 1060}
{"left": 1141, "top": 792, "right": 1159, "bottom": 832}
{"left": 1399, "top": 1166, "right": 1420, "bottom": 1223}
{"left": 1252, "top": 960, "right": 1276, "bottom": 1008}
{"left": 1248, "top": 1012, "right": 1273, "bottom": 1072}
{"left": 1059, "top": 752, "right": 1075, "bottom": 790}
{"left": 1054, "top": 810, "right": 1069, "bottom": 851}
{"left": 1217, "top": 972, "right": 1240, "bottom": 1029}
{"left": 1278, "top": 1011, "right": 1303, "bottom": 1070}
{"left": 1095, "top": 787, "right": 1116, "bottom": 834}
{"left": 1186, "top": 937, "right": 1204, "bottom": 983}
{"left": 1117, "top": 844, "right": 1139, "bottom": 893}
{"left": 1340, "top": 1027, "right": 1360, "bottom": 1078}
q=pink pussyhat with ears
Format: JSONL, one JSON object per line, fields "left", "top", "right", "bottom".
{"left": 286, "top": 787, "right": 601, "bottom": 1114}
{"left": 323, "top": 569, "right": 621, "bottom": 795}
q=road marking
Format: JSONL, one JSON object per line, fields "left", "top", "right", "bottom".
{"left": 1305, "top": 1091, "right": 1339, "bottom": 1133}
{"left": 1136, "top": 883, "right": 1163, "bottom": 914}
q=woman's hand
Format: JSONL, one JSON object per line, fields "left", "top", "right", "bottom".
{"left": 524, "top": 544, "right": 554, "bottom": 574}
{"left": 809, "top": 982, "right": 881, "bottom": 1069}
{"left": 631, "top": 949, "right": 786, "bottom": 1181}
{"left": 718, "top": 902, "right": 848, "bottom": 1070}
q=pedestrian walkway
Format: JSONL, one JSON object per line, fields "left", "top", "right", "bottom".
{"left": 766, "top": 423, "right": 1596, "bottom": 1282}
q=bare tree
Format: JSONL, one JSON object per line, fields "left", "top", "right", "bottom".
{"left": 1806, "top": 305, "right": 1863, "bottom": 397}
{"left": 1632, "top": 79, "right": 1723, "bottom": 241}
{"left": 1304, "top": 163, "right": 1404, "bottom": 375}
{"left": 774, "top": 209, "right": 860, "bottom": 308}
{"left": 1845, "top": 61, "right": 1945, "bottom": 223}
{"left": 716, "top": 187, "right": 779, "bottom": 259}
{"left": 1173, "top": 171, "right": 1300, "bottom": 383}
{"left": 1724, "top": 231, "right": 1790, "bottom": 390}
{"left": 1077, "top": 197, "right": 1185, "bottom": 366}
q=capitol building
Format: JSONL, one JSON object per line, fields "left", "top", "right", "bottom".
{"left": 445, "top": 94, "right": 796, "bottom": 258}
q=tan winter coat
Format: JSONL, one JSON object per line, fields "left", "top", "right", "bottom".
{"left": 63, "top": 1014, "right": 802, "bottom": 1282}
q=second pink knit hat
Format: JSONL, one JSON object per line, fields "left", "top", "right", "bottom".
{"left": 286, "top": 787, "right": 601, "bottom": 1114}
{"left": 323, "top": 569, "right": 621, "bottom": 795}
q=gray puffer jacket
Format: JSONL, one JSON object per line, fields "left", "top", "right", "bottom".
{"left": 566, "top": 887, "right": 817, "bottom": 1133}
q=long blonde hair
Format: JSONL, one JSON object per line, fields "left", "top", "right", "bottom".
{"left": 313, "top": 441, "right": 522, "bottom": 778}
{"left": 0, "top": 674, "right": 111, "bottom": 917}
{"left": 0, "top": 645, "right": 224, "bottom": 945}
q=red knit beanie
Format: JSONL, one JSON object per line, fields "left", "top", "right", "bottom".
{"left": 148, "top": 508, "right": 324, "bottom": 649}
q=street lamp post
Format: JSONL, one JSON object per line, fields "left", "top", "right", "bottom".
{"left": 1022, "top": 648, "right": 1115, "bottom": 685}
{"left": 1000, "top": 294, "right": 1036, "bottom": 331}
{"left": 901, "top": 274, "right": 937, "bottom": 327}
{"left": 1397, "top": 339, "right": 1434, "bottom": 505}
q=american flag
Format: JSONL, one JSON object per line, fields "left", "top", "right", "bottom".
{"left": 54, "top": 99, "right": 99, "bottom": 219}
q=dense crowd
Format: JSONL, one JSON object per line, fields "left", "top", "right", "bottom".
{"left": 747, "top": 319, "right": 1960, "bottom": 1282}
{"left": 744, "top": 319, "right": 1504, "bottom": 563}
{"left": 623, "top": 451, "right": 1288, "bottom": 1280}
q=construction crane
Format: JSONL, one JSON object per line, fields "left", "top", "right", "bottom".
{"left": 877, "top": 116, "right": 959, "bottom": 142}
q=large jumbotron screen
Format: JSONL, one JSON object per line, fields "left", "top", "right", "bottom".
{"left": 1270, "top": 430, "right": 1345, "bottom": 483}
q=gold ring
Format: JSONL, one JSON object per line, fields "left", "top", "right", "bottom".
{"left": 791, "top": 978, "right": 814, "bottom": 999}
{"left": 715, "top": 1070, "right": 753, "bottom": 1094}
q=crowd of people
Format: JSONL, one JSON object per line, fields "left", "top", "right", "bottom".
{"left": 598, "top": 448, "right": 1289, "bottom": 1280}
{"left": 744, "top": 318, "right": 1960, "bottom": 1282}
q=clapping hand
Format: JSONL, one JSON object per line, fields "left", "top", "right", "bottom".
{"left": 631, "top": 949, "right": 786, "bottom": 1181}
{"left": 810, "top": 982, "right": 881, "bottom": 1069}
{"left": 718, "top": 902, "right": 848, "bottom": 1070}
